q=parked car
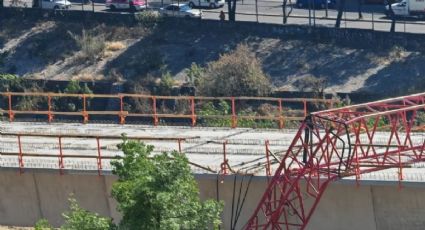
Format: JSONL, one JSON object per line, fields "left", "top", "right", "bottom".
{"left": 106, "top": 0, "right": 147, "bottom": 11}
{"left": 296, "top": 0, "right": 335, "bottom": 9}
{"left": 188, "top": 0, "right": 225, "bottom": 8}
{"left": 386, "top": 0, "right": 425, "bottom": 17}
{"left": 41, "top": 0, "right": 71, "bottom": 9}
{"left": 159, "top": 4, "right": 202, "bottom": 18}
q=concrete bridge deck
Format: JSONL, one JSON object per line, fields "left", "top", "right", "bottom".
{"left": 2, "top": 121, "right": 425, "bottom": 183}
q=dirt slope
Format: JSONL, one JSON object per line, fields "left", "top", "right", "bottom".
{"left": 0, "top": 17, "right": 424, "bottom": 96}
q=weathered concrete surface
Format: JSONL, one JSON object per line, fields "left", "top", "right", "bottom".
{"left": 1, "top": 170, "right": 425, "bottom": 229}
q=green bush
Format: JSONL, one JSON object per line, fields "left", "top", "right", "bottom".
{"left": 34, "top": 197, "right": 115, "bottom": 230}
{"left": 198, "top": 100, "right": 276, "bottom": 128}
{"left": 156, "top": 72, "right": 175, "bottom": 96}
{"left": 134, "top": 11, "right": 162, "bottom": 27}
{"left": 61, "top": 197, "right": 115, "bottom": 230}
{"left": 186, "top": 62, "right": 203, "bottom": 87}
{"left": 35, "top": 219, "right": 53, "bottom": 230}
{"left": 0, "top": 74, "right": 24, "bottom": 92}
{"left": 198, "top": 44, "right": 271, "bottom": 97}
{"left": 69, "top": 30, "right": 106, "bottom": 63}
{"left": 54, "top": 80, "right": 93, "bottom": 112}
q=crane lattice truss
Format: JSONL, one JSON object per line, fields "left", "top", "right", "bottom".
{"left": 245, "top": 93, "right": 425, "bottom": 230}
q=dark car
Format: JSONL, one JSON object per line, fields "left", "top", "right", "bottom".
{"left": 296, "top": 0, "right": 335, "bottom": 8}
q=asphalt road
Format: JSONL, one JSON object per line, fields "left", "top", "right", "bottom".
{"left": 4, "top": 0, "right": 425, "bottom": 33}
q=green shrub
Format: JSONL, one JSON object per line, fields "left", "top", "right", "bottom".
{"left": 61, "top": 197, "right": 115, "bottom": 230}
{"left": 34, "top": 196, "right": 115, "bottom": 230}
{"left": 186, "top": 62, "right": 203, "bottom": 87}
{"left": 54, "top": 80, "right": 93, "bottom": 112}
{"left": 156, "top": 72, "right": 175, "bottom": 96}
{"left": 0, "top": 74, "right": 24, "bottom": 92}
{"left": 198, "top": 44, "right": 271, "bottom": 97}
{"left": 134, "top": 11, "right": 162, "bottom": 27}
{"left": 198, "top": 100, "right": 276, "bottom": 128}
{"left": 69, "top": 30, "right": 106, "bottom": 63}
{"left": 35, "top": 219, "right": 53, "bottom": 230}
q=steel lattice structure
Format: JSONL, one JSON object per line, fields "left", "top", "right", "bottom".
{"left": 245, "top": 93, "right": 425, "bottom": 230}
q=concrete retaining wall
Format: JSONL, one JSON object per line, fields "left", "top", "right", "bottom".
{"left": 0, "top": 170, "right": 425, "bottom": 229}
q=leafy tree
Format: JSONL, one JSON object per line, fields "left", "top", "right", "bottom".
{"left": 111, "top": 138, "right": 223, "bottom": 230}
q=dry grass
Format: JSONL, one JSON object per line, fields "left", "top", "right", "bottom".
{"left": 105, "top": 41, "right": 126, "bottom": 52}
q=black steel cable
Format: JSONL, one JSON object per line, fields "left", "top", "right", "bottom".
{"left": 230, "top": 174, "right": 237, "bottom": 230}
{"left": 231, "top": 174, "right": 245, "bottom": 230}
{"left": 233, "top": 174, "right": 254, "bottom": 229}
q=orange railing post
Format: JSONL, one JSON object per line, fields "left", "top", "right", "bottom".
{"left": 47, "top": 94, "right": 54, "bottom": 123}
{"left": 221, "top": 141, "right": 228, "bottom": 175}
{"left": 96, "top": 137, "right": 103, "bottom": 176}
{"left": 265, "top": 140, "right": 271, "bottom": 176}
{"left": 58, "top": 136, "right": 64, "bottom": 175}
{"left": 17, "top": 134, "right": 24, "bottom": 174}
{"left": 152, "top": 96, "right": 158, "bottom": 126}
{"left": 191, "top": 97, "right": 196, "bottom": 127}
{"left": 278, "top": 99, "right": 284, "bottom": 129}
{"left": 231, "top": 97, "right": 237, "bottom": 128}
{"left": 119, "top": 95, "right": 126, "bottom": 125}
{"left": 178, "top": 138, "right": 182, "bottom": 153}
{"left": 303, "top": 100, "right": 308, "bottom": 117}
{"left": 8, "top": 93, "right": 14, "bottom": 122}
{"left": 82, "top": 94, "right": 89, "bottom": 124}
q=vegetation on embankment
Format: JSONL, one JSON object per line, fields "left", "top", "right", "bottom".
{"left": 1, "top": 12, "right": 425, "bottom": 98}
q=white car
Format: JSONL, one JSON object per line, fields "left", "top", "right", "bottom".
{"left": 159, "top": 4, "right": 202, "bottom": 18}
{"left": 41, "top": 0, "right": 71, "bottom": 9}
{"left": 188, "top": 0, "right": 225, "bottom": 8}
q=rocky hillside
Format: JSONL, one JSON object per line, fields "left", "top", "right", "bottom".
{"left": 1, "top": 16, "right": 424, "bottom": 97}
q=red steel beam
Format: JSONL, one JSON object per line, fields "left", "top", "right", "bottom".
{"left": 245, "top": 93, "right": 425, "bottom": 230}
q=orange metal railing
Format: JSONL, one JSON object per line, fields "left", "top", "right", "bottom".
{"left": 1, "top": 132, "right": 274, "bottom": 176}
{"left": 1, "top": 132, "right": 199, "bottom": 175}
{"left": 0, "top": 92, "right": 336, "bottom": 128}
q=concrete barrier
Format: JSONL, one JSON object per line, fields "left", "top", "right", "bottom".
{"left": 0, "top": 169, "right": 425, "bottom": 229}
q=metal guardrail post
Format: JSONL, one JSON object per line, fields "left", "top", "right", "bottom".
{"left": 7, "top": 93, "right": 14, "bottom": 122}
{"left": 96, "top": 137, "right": 103, "bottom": 176}
{"left": 48, "top": 94, "right": 54, "bottom": 122}
{"left": 265, "top": 140, "right": 271, "bottom": 176}
{"left": 58, "top": 136, "right": 65, "bottom": 175}
{"left": 303, "top": 100, "right": 307, "bottom": 117}
{"left": 119, "top": 95, "right": 126, "bottom": 124}
{"left": 178, "top": 138, "right": 182, "bottom": 153}
{"left": 255, "top": 0, "right": 258, "bottom": 23}
{"left": 278, "top": 99, "right": 284, "bottom": 129}
{"left": 18, "top": 135, "right": 24, "bottom": 174}
{"left": 398, "top": 146, "right": 403, "bottom": 189}
{"left": 152, "top": 96, "right": 158, "bottom": 126}
{"left": 231, "top": 97, "right": 237, "bottom": 128}
{"left": 191, "top": 96, "right": 196, "bottom": 126}
{"left": 82, "top": 94, "right": 89, "bottom": 123}
{"left": 221, "top": 141, "right": 228, "bottom": 175}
